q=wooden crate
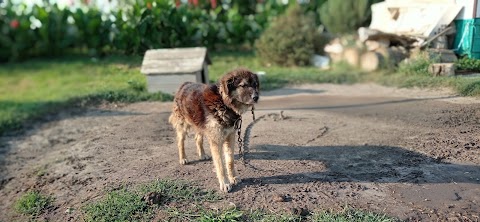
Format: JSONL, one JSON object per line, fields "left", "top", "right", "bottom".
{"left": 141, "top": 47, "right": 211, "bottom": 94}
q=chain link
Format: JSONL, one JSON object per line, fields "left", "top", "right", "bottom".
{"left": 234, "top": 106, "right": 256, "bottom": 162}
{"left": 234, "top": 117, "right": 243, "bottom": 159}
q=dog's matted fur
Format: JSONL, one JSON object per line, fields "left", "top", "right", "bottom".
{"left": 168, "top": 68, "right": 259, "bottom": 192}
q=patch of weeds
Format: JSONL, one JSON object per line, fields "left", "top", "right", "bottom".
{"left": 197, "top": 207, "right": 244, "bottom": 222}
{"left": 14, "top": 191, "right": 53, "bottom": 217}
{"left": 247, "top": 209, "right": 303, "bottom": 222}
{"left": 163, "top": 207, "right": 244, "bottom": 222}
{"left": 138, "top": 179, "right": 220, "bottom": 203}
{"left": 83, "top": 179, "right": 220, "bottom": 222}
{"left": 127, "top": 79, "right": 147, "bottom": 92}
{"left": 33, "top": 165, "right": 48, "bottom": 177}
{"left": 397, "top": 60, "right": 430, "bottom": 76}
{"left": 457, "top": 80, "right": 480, "bottom": 96}
{"left": 311, "top": 208, "right": 398, "bottom": 222}
{"left": 397, "top": 53, "right": 434, "bottom": 76}
{"left": 456, "top": 57, "right": 480, "bottom": 72}
{"left": 82, "top": 89, "right": 173, "bottom": 104}
{"left": 83, "top": 188, "right": 152, "bottom": 222}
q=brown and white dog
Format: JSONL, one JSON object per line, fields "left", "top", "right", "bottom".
{"left": 168, "top": 68, "right": 259, "bottom": 192}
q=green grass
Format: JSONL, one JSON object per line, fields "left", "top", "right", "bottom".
{"left": 14, "top": 191, "right": 53, "bottom": 217}
{"left": 0, "top": 55, "right": 172, "bottom": 135}
{"left": 84, "top": 188, "right": 153, "bottom": 222}
{"left": 2, "top": 51, "right": 480, "bottom": 135}
{"left": 311, "top": 208, "right": 398, "bottom": 222}
{"left": 84, "top": 179, "right": 397, "bottom": 222}
{"left": 210, "top": 51, "right": 480, "bottom": 96}
{"left": 209, "top": 51, "right": 362, "bottom": 90}
{"left": 83, "top": 179, "right": 220, "bottom": 222}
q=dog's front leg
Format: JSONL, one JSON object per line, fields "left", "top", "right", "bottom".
{"left": 224, "top": 133, "right": 240, "bottom": 185}
{"left": 208, "top": 138, "right": 231, "bottom": 193}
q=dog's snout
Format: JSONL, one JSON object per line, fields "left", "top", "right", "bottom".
{"left": 252, "top": 94, "right": 259, "bottom": 102}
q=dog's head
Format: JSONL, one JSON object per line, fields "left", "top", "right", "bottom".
{"left": 219, "top": 68, "right": 260, "bottom": 109}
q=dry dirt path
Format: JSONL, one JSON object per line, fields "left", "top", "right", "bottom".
{"left": 1, "top": 83, "right": 479, "bottom": 221}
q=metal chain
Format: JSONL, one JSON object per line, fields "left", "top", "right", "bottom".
{"left": 234, "top": 117, "right": 243, "bottom": 159}
{"left": 251, "top": 106, "right": 255, "bottom": 121}
{"left": 234, "top": 106, "right": 256, "bottom": 162}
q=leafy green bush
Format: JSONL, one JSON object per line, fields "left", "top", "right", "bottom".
{"left": 0, "top": 0, "right": 295, "bottom": 61}
{"left": 319, "top": 0, "right": 380, "bottom": 34}
{"left": 255, "top": 5, "right": 318, "bottom": 66}
{"left": 71, "top": 8, "right": 112, "bottom": 56}
{"left": 32, "top": 4, "right": 77, "bottom": 56}
{"left": 397, "top": 53, "right": 434, "bottom": 76}
{"left": 456, "top": 57, "right": 480, "bottom": 72}
{"left": 14, "top": 191, "right": 53, "bottom": 217}
{"left": 0, "top": 1, "right": 37, "bottom": 61}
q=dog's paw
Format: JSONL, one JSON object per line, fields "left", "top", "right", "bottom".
{"left": 229, "top": 177, "right": 241, "bottom": 185}
{"left": 199, "top": 155, "right": 211, "bottom": 161}
{"left": 179, "top": 159, "right": 188, "bottom": 165}
{"left": 219, "top": 183, "right": 233, "bottom": 193}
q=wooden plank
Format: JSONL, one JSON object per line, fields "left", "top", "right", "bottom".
{"left": 141, "top": 58, "right": 205, "bottom": 75}
{"left": 141, "top": 47, "right": 210, "bottom": 75}
{"left": 143, "top": 47, "right": 207, "bottom": 60}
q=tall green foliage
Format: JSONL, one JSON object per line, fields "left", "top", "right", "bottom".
{"left": 319, "top": 0, "right": 380, "bottom": 34}
{"left": 0, "top": 0, "right": 293, "bottom": 62}
{"left": 255, "top": 5, "right": 318, "bottom": 66}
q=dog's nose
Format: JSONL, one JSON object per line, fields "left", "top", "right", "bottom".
{"left": 252, "top": 95, "right": 259, "bottom": 102}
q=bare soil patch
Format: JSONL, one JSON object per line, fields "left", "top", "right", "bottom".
{"left": 1, "top": 84, "right": 479, "bottom": 221}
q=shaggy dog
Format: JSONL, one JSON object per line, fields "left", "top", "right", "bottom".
{"left": 168, "top": 68, "right": 259, "bottom": 192}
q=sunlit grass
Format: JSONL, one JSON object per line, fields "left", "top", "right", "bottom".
{"left": 83, "top": 179, "right": 397, "bottom": 222}
{"left": 1, "top": 52, "right": 479, "bottom": 135}
{"left": 0, "top": 55, "right": 171, "bottom": 135}
{"left": 14, "top": 191, "right": 53, "bottom": 217}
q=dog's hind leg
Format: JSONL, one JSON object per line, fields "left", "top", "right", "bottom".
{"left": 176, "top": 127, "right": 188, "bottom": 165}
{"left": 224, "top": 133, "right": 240, "bottom": 185}
{"left": 195, "top": 133, "right": 209, "bottom": 160}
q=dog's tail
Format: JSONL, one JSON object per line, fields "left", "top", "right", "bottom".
{"left": 168, "top": 103, "right": 178, "bottom": 125}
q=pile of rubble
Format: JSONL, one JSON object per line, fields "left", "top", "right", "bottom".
{"left": 323, "top": 0, "right": 468, "bottom": 76}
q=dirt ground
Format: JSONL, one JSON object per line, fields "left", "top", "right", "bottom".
{"left": 1, "top": 83, "right": 479, "bottom": 221}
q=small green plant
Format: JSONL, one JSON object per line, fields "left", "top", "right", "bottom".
{"left": 311, "top": 208, "right": 398, "bottom": 222}
{"left": 255, "top": 5, "right": 318, "bottom": 66}
{"left": 84, "top": 179, "right": 220, "bottom": 222}
{"left": 197, "top": 208, "right": 244, "bottom": 222}
{"left": 457, "top": 80, "right": 480, "bottom": 96}
{"left": 84, "top": 188, "right": 152, "bottom": 222}
{"left": 455, "top": 57, "right": 480, "bottom": 72}
{"left": 14, "top": 191, "right": 53, "bottom": 217}
{"left": 397, "top": 53, "right": 434, "bottom": 76}
{"left": 138, "top": 179, "right": 220, "bottom": 203}
{"left": 33, "top": 165, "right": 48, "bottom": 177}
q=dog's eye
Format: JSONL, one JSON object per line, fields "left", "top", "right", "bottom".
{"left": 238, "top": 84, "right": 246, "bottom": 88}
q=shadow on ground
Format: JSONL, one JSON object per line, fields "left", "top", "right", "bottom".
{"left": 240, "top": 145, "right": 480, "bottom": 185}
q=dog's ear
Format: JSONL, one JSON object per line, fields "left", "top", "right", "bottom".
{"left": 220, "top": 72, "right": 236, "bottom": 96}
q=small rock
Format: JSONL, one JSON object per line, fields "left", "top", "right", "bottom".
{"left": 65, "top": 207, "right": 74, "bottom": 214}
{"left": 291, "top": 207, "right": 309, "bottom": 217}
{"left": 142, "top": 192, "right": 163, "bottom": 205}
{"left": 272, "top": 193, "right": 286, "bottom": 202}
